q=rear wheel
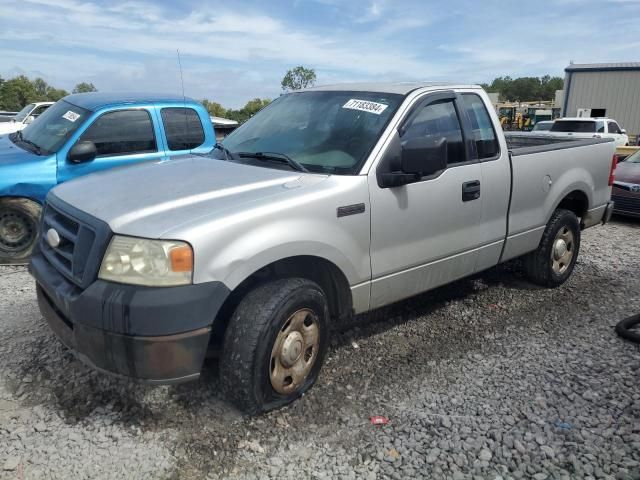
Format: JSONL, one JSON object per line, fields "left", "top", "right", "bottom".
{"left": 0, "top": 198, "right": 42, "bottom": 264}
{"left": 523, "top": 208, "right": 580, "bottom": 287}
{"left": 220, "top": 278, "right": 329, "bottom": 414}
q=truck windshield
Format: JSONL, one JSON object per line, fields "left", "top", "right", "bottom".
{"left": 626, "top": 150, "right": 640, "bottom": 163}
{"left": 550, "top": 120, "right": 596, "bottom": 133}
{"left": 219, "top": 91, "right": 403, "bottom": 174}
{"left": 17, "top": 100, "right": 90, "bottom": 155}
{"left": 13, "top": 104, "right": 36, "bottom": 122}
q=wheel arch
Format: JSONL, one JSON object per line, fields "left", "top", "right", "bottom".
{"left": 0, "top": 195, "right": 43, "bottom": 206}
{"left": 554, "top": 189, "right": 589, "bottom": 225}
{"left": 210, "top": 255, "right": 354, "bottom": 349}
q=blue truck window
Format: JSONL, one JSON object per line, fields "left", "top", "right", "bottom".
{"left": 160, "top": 107, "right": 205, "bottom": 151}
{"left": 78, "top": 109, "right": 156, "bottom": 157}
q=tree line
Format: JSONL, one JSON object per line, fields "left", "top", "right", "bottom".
{"left": 1, "top": 68, "right": 563, "bottom": 121}
{"left": 0, "top": 66, "right": 316, "bottom": 122}
{"left": 0, "top": 75, "right": 97, "bottom": 111}
{"left": 481, "top": 75, "right": 564, "bottom": 102}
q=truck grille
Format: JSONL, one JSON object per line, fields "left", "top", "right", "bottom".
{"left": 611, "top": 194, "right": 640, "bottom": 215}
{"left": 39, "top": 198, "right": 111, "bottom": 289}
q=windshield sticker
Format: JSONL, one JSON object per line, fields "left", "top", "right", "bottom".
{"left": 342, "top": 99, "right": 388, "bottom": 115}
{"left": 62, "top": 110, "right": 80, "bottom": 122}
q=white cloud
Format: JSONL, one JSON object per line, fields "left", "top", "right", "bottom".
{"left": 1, "top": 0, "right": 638, "bottom": 107}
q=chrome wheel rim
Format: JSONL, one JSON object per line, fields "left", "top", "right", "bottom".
{"left": 551, "top": 226, "right": 574, "bottom": 275}
{"left": 269, "top": 308, "right": 320, "bottom": 395}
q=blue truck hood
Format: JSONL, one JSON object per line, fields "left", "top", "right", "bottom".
{"left": 0, "top": 134, "right": 40, "bottom": 164}
{"left": 0, "top": 134, "right": 57, "bottom": 202}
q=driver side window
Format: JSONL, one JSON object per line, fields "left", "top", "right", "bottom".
{"left": 77, "top": 110, "right": 157, "bottom": 158}
{"left": 607, "top": 121, "right": 621, "bottom": 134}
{"left": 402, "top": 99, "right": 465, "bottom": 165}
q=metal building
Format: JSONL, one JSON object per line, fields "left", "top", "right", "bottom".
{"left": 562, "top": 62, "right": 640, "bottom": 138}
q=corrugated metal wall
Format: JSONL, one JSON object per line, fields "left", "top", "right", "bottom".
{"left": 564, "top": 70, "right": 640, "bottom": 137}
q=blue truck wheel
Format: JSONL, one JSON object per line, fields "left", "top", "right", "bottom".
{"left": 0, "top": 198, "right": 42, "bottom": 264}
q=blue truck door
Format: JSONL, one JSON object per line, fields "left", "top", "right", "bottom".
{"left": 56, "top": 106, "right": 166, "bottom": 183}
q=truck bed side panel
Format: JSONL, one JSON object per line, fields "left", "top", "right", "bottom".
{"left": 501, "top": 140, "right": 614, "bottom": 262}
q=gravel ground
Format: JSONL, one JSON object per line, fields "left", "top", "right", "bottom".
{"left": 1, "top": 218, "right": 639, "bottom": 480}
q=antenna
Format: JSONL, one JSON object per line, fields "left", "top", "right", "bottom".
{"left": 176, "top": 49, "right": 190, "bottom": 149}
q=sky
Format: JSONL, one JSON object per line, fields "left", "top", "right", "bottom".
{"left": 2, "top": 0, "right": 640, "bottom": 108}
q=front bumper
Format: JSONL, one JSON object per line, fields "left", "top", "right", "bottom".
{"left": 30, "top": 252, "right": 230, "bottom": 383}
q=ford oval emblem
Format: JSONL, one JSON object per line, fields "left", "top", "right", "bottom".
{"left": 46, "top": 228, "right": 61, "bottom": 248}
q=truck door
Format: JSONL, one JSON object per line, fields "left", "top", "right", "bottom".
{"left": 57, "top": 107, "right": 164, "bottom": 183}
{"left": 607, "top": 120, "right": 625, "bottom": 146}
{"left": 367, "top": 92, "right": 483, "bottom": 309}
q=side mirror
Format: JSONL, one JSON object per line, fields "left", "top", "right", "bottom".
{"left": 401, "top": 136, "right": 448, "bottom": 177}
{"left": 620, "top": 129, "right": 627, "bottom": 134}
{"left": 68, "top": 140, "right": 97, "bottom": 164}
{"left": 24, "top": 115, "right": 35, "bottom": 125}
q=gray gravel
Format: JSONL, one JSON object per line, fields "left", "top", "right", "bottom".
{"left": 1, "top": 218, "right": 639, "bottom": 479}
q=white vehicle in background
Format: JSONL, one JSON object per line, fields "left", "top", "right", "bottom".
{"left": 548, "top": 117, "right": 629, "bottom": 146}
{"left": 531, "top": 120, "right": 554, "bottom": 132}
{"left": 0, "top": 102, "right": 54, "bottom": 134}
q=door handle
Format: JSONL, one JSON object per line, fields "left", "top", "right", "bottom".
{"left": 462, "top": 180, "right": 481, "bottom": 202}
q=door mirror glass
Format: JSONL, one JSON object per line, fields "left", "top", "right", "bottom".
{"left": 68, "top": 140, "right": 97, "bottom": 163}
{"left": 24, "top": 115, "right": 35, "bottom": 125}
{"left": 401, "top": 136, "right": 448, "bottom": 177}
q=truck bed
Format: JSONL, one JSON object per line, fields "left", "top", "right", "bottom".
{"left": 505, "top": 133, "right": 612, "bottom": 155}
{"left": 500, "top": 133, "right": 615, "bottom": 262}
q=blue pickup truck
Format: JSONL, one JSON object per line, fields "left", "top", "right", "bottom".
{"left": 0, "top": 92, "right": 216, "bottom": 262}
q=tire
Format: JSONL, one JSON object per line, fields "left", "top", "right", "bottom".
{"left": 615, "top": 314, "right": 640, "bottom": 343}
{"left": 220, "top": 278, "right": 329, "bottom": 414}
{"left": 0, "top": 198, "right": 42, "bottom": 264}
{"left": 523, "top": 208, "right": 580, "bottom": 287}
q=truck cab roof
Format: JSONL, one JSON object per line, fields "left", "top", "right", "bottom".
{"left": 302, "top": 82, "right": 482, "bottom": 95}
{"left": 63, "top": 92, "right": 197, "bottom": 112}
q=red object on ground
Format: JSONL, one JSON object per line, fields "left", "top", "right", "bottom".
{"left": 370, "top": 416, "right": 390, "bottom": 425}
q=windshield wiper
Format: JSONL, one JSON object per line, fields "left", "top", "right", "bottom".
{"left": 237, "top": 151, "right": 309, "bottom": 173}
{"left": 212, "top": 142, "right": 236, "bottom": 160}
{"left": 16, "top": 131, "right": 43, "bottom": 155}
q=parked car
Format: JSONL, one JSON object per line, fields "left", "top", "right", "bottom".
{"left": 0, "top": 102, "right": 54, "bottom": 134}
{"left": 548, "top": 117, "right": 629, "bottom": 146}
{"left": 30, "top": 82, "right": 616, "bottom": 413}
{"left": 612, "top": 148, "right": 640, "bottom": 217}
{"left": 0, "top": 92, "right": 216, "bottom": 263}
{"left": 531, "top": 120, "right": 554, "bottom": 132}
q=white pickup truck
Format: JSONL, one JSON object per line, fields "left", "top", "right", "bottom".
{"left": 0, "top": 102, "right": 54, "bottom": 134}
{"left": 30, "top": 82, "right": 616, "bottom": 413}
{"left": 548, "top": 117, "right": 629, "bottom": 146}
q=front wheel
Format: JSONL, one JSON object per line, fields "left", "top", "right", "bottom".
{"left": 523, "top": 208, "right": 581, "bottom": 287}
{"left": 220, "top": 278, "right": 329, "bottom": 414}
{"left": 0, "top": 198, "right": 42, "bottom": 264}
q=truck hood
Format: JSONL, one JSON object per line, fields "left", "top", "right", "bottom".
{"left": 51, "top": 155, "right": 329, "bottom": 238}
{"left": 614, "top": 160, "right": 640, "bottom": 184}
{"left": 0, "top": 134, "right": 42, "bottom": 165}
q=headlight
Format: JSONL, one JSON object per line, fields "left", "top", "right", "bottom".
{"left": 98, "top": 236, "right": 193, "bottom": 287}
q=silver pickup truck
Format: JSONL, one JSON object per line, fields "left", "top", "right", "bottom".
{"left": 29, "top": 82, "right": 616, "bottom": 413}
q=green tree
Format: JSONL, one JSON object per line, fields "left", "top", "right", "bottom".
{"left": 225, "top": 98, "right": 271, "bottom": 123}
{"left": 73, "top": 82, "right": 97, "bottom": 93}
{"left": 483, "top": 75, "right": 563, "bottom": 102}
{"left": 0, "top": 75, "right": 39, "bottom": 111}
{"left": 201, "top": 99, "right": 226, "bottom": 118}
{"left": 46, "top": 87, "right": 69, "bottom": 101}
{"left": 281, "top": 66, "right": 316, "bottom": 92}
